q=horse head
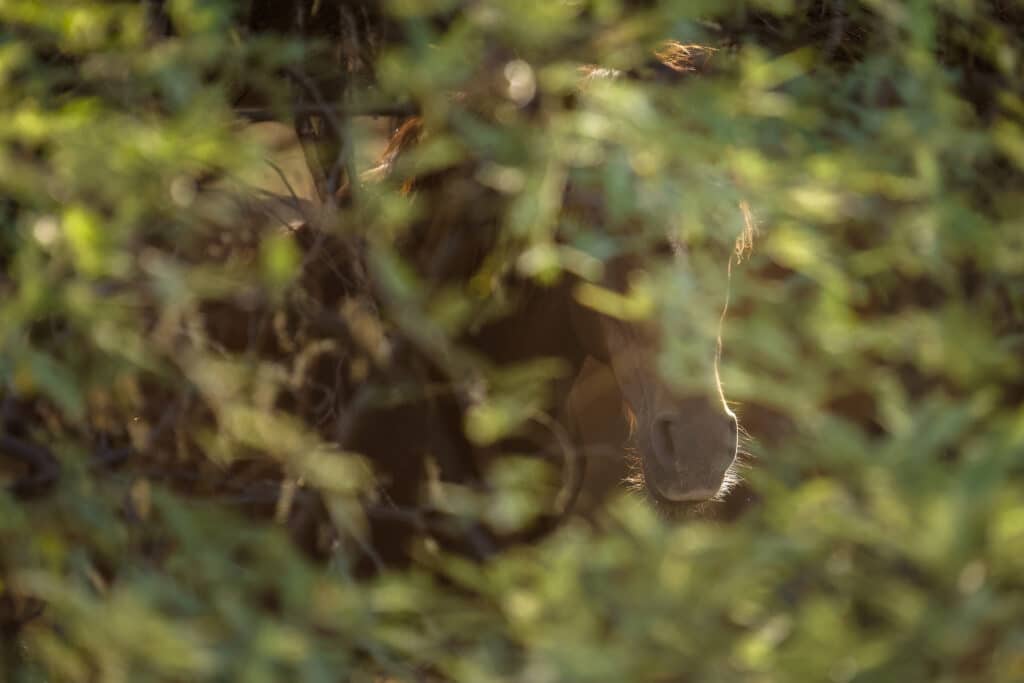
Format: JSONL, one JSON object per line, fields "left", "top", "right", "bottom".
{"left": 367, "top": 41, "right": 750, "bottom": 517}
{"left": 356, "top": 40, "right": 749, "bottom": 524}
{"left": 566, "top": 243, "right": 741, "bottom": 510}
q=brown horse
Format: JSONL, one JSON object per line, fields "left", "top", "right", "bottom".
{"left": 357, "top": 43, "right": 747, "bottom": 521}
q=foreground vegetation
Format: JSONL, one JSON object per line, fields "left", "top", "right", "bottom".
{"left": 2, "top": 1, "right": 1023, "bottom": 680}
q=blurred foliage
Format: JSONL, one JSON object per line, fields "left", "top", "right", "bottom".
{"left": 3, "top": 0, "right": 1024, "bottom": 681}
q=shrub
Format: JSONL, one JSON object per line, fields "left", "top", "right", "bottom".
{"left": 2, "top": 1, "right": 1023, "bottom": 681}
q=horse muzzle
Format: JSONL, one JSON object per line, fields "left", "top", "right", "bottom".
{"left": 645, "top": 398, "right": 738, "bottom": 503}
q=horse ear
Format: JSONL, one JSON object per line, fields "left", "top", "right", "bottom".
{"left": 361, "top": 117, "right": 424, "bottom": 193}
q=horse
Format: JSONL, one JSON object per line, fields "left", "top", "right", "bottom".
{"left": 352, "top": 42, "right": 749, "bottom": 529}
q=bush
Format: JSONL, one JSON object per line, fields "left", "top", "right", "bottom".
{"left": 2, "top": 1, "right": 1023, "bottom": 681}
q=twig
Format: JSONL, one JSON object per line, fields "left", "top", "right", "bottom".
{"left": 235, "top": 104, "right": 418, "bottom": 122}
{"left": 283, "top": 67, "right": 364, "bottom": 206}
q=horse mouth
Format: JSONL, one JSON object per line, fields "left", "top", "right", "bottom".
{"left": 636, "top": 474, "right": 715, "bottom": 518}
{"left": 650, "top": 483, "right": 721, "bottom": 503}
{"left": 643, "top": 465, "right": 724, "bottom": 507}
{"left": 627, "top": 436, "right": 739, "bottom": 516}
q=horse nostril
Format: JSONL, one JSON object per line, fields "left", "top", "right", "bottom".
{"left": 651, "top": 415, "right": 681, "bottom": 470}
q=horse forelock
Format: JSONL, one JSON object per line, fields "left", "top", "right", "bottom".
{"left": 578, "top": 65, "right": 625, "bottom": 84}
{"left": 579, "top": 40, "right": 716, "bottom": 86}
{"left": 654, "top": 41, "right": 717, "bottom": 74}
